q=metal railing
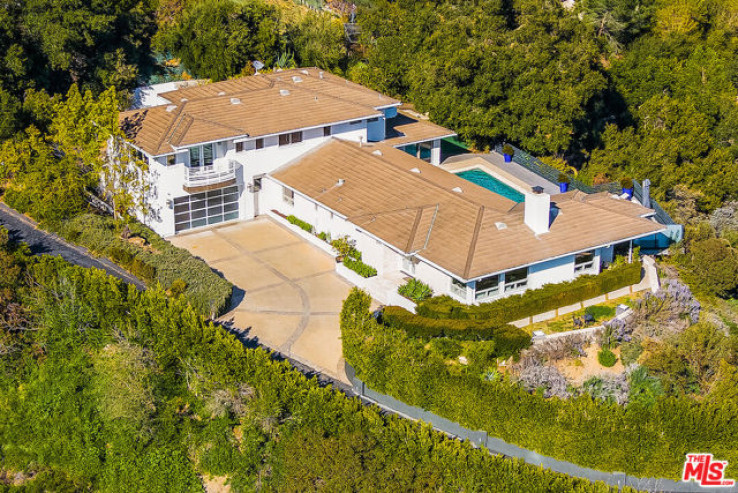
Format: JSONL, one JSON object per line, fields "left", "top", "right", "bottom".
{"left": 184, "top": 160, "right": 237, "bottom": 187}
{"left": 493, "top": 143, "right": 678, "bottom": 228}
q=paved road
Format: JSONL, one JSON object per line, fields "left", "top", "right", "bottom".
{"left": 0, "top": 203, "right": 145, "bottom": 289}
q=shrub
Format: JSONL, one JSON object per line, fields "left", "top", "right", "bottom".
{"left": 598, "top": 348, "right": 618, "bottom": 367}
{"left": 557, "top": 173, "right": 570, "bottom": 184}
{"left": 316, "top": 231, "right": 329, "bottom": 242}
{"left": 341, "top": 288, "right": 738, "bottom": 479}
{"left": 397, "top": 278, "right": 433, "bottom": 303}
{"left": 429, "top": 338, "right": 462, "bottom": 359}
{"left": 620, "top": 177, "right": 634, "bottom": 189}
{"left": 169, "top": 278, "right": 188, "bottom": 297}
{"left": 286, "top": 215, "right": 313, "bottom": 233}
{"left": 417, "top": 260, "right": 642, "bottom": 323}
{"left": 342, "top": 257, "right": 377, "bottom": 278}
{"left": 48, "top": 214, "right": 232, "bottom": 317}
{"left": 502, "top": 144, "right": 514, "bottom": 156}
{"left": 331, "top": 236, "right": 361, "bottom": 260}
{"left": 382, "top": 306, "right": 531, "bottom": 355}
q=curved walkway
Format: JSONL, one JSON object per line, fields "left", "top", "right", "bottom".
{"left": 169, "top": 217, "right": 353, "bottom": 382}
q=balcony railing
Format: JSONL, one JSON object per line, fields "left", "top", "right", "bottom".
{"left": 184, "top": 160, "right": 237, "bottom": 188}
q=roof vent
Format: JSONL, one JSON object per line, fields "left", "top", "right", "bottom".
{"left": 180, "top": 98, "right": 188, "bottom": 102}
{"left": 230, "top": 97, "right": 241, "bottom": 105}
{"left": 301, "top": 69, "right": 309, "bottom": 75}
{"left": 495, "top": 222, "right": 508, "bottom": 230}
{"left": 166, "top": 105, "right": 177, "bottom": 112}
{"left": 410, "top": 167, "right": 421, "bottom": 174}
{"left": 372, "top": 150, "right": 383, "bottom": 156}
{"left": 292, "top": 76, "right": 302, "bottom": 83}
{"left": 279, "top": 89, "right": 290, "bottom": 96}
{"left": 319, "top": 71, "right": 324, "bottom": 79}
{"left": 452, "top": 186, "right": 463, "bottom": 193}
{"left": 337, "top": 178, "right": 345, "bottom": 187}
{"left": 218, "top": 91, "right": 226, "bottom": 96}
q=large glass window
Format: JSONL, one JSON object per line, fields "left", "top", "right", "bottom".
{"left": 574, "top": 251, "right": 596, "bottom": 273}
{"left": 189, "top": 146, "right": 200, "bottom": 167}
{"left": 504, "top": 267, "right": 528, "bottom": 292}
{"left": 202, "top": 143, "right": 214, "bottom": 166}
{"left": 474, "top": 275, "right": 500, "bottom": 300}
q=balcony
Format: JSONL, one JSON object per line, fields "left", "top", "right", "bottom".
{"left": 183, "top": 160, "right": 238, "bottom": 193}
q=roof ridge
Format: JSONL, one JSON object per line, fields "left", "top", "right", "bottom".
{"left": 405, "top": 208, "right": 425, "bottom": 253}
{"left": 342, "top": 141, "right": 507, "bottom": 211}
{"left": 463, "top": 206, "right": 485, "bottom": 279}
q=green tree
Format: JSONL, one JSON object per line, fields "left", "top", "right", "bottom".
{"left": 156, "top": 0, "right": 283, "bottom": 80}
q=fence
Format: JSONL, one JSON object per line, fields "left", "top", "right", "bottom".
{"left": 345, "top": 362, "right": 738, "bottom": 493}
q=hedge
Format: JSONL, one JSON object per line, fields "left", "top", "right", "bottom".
{"left": 342, "top": 288, "right": 738, "bottom": 480}
{"left": 383, "top": 306, "right": 531, "bottom": 355}
{"left": 343, "top": 257, "right": 377, "bottom": 278}
{"left": 17, "top": 258, "right": 627, "bottom": 493}
{"left": 287, "top": 214, "right": 313, "bottom": 233}
{"left": 48, "top": 213, "right": 232, "bottom": 317}
{"left": 418, "top": 260, "right": 642, "bottom": 323}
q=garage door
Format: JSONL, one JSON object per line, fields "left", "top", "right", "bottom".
{"left": 174, "top": 185, "right": 240, "bottom": 233}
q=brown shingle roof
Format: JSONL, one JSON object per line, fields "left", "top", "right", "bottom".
{"left": 271, "top": 140, "right": 666, "bottom": 280}
{"left": 384, "top": 110, "right": 456, "bottom": 146}
{"left": 120, "top": 68, "right": 396, "bottom": 155}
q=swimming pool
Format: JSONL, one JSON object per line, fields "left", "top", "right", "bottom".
{"left": 455, "top": 169, "right": 526, "bottom": 203}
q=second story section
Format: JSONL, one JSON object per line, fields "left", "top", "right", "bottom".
{"left": 119, "top": 68, "right": 456, "bottom": 196}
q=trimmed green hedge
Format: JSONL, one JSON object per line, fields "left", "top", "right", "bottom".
{"left": 383, "top": 306, "right": 531, "bottom": 355}
{"left": 342, "top": 288, "right": 738, "bottom": 480}
{"left": 13, "top": 258, "right": 627, "bottom": 493}
{"left": 287, "top": 214, "right": 313, "bottom": 233}
{"left": 343, "top": 257, "right": 377, "bottom": 278}
{"left": 418, "top": 260, "right": 642, "bottom": 323}
{"left": 49, "top": 213, "right": 232, "bottom": 317}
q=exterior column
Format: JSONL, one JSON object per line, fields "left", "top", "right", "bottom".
{"left": 431, "top": 139, "right": 441, "bottom": 165}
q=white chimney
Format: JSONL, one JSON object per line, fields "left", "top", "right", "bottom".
{"left": 525, "top": 187, "right": 551, "bottom": 235}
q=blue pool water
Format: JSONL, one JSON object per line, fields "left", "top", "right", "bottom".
{"left": 455, "top": 169, "right": 526, "bottom": 203}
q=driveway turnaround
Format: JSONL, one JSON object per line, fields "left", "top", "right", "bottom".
{"left": 169, "top": 217, "right": 353, "bottom": 382}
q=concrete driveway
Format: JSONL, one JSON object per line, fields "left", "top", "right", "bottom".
{"left": 169, "top": 217, "right": 353, "bottom": 382}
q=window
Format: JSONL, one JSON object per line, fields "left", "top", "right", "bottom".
{"left": 474, "top": 275, "right": 499, "bottom": 300}
{"left": 166, "top": 154, "right": 176, "bottom": 166}
{"left": 279, "top": 132, "right": 303, "bottom": 146}
{"left": 349, "top": 120, "right": 362, "bottom": 125}
{"left": 451, "top": 278, "right": 468, "bottom": 299}
{"left": 282, "top": 186, "right": 294, "bottom": 206}
{"left": 574, "top": 251, "right": 596, "bottom": 273}
{"left": 202, "top": 143, "right": 214, "bottom": 166}
{"left": 235, "top": 141, "right": 244, "bottom": 153}
{"left": 255, "top": 138, "right": 264, "bottom": 150}
{"left": 504, "top": 267, "right": 528, "bottom": 292}
{"left": 189, "top": 146, "right": 201, "bottom": 167}
{"left": 323, "top": 126, "right": 332, "bottom": 137}
{"left": 368, "top": 117, "right": 379, "bottom": 122}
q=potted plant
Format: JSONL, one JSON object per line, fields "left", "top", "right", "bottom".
{"left": 502, "top": 144, "right": 514, "bottom": 163}
{"left": 557, "top": 173, "right": 570, "bottom": 193}
{"left": 620, "top": 177, "right": 634, "bottom": 199}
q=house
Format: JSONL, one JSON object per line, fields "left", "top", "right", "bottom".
{"left": 117, "top": 68, "right": 667, "bottom": 305}
{"left": 119, "top": 68, "right": 454, "bottom": 236}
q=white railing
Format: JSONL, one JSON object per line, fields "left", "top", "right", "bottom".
{"left": 474, "top": 286, "right": 499, "bottom": 301}
{"left": 184, "top": 160, "right": 237, "bottom": 187}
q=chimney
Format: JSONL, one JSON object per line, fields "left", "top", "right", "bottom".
{"left": 525, "top": 187, "right": 551, "bottom": 235}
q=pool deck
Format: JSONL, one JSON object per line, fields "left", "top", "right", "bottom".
{"left": 441, "top": 152, "right": 560, "bottom": 195}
